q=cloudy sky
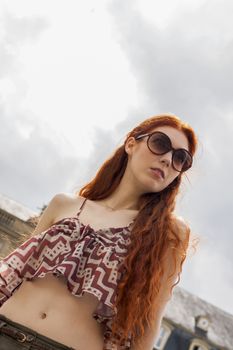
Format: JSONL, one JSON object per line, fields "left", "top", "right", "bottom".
{"left": 0, "top": 0, "right": 233, "bottom": 317}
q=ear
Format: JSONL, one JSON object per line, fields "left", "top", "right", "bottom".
{"left": 125, "top": 136, "right": 136, "bottom": 156}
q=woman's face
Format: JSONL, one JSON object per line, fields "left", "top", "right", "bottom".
{"left": 125, "top": 125, "right": 190, "bottom": 194}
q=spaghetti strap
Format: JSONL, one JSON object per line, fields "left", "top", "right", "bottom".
{"left": 76, "top": 197, "right": 88, "bottom": 218}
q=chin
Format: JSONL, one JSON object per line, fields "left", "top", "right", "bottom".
{"left": 139, "top": 176, "right": 166, "bottom": 194}
{"left": 144, "top": 185, "right": 164, "bottom": 194}
{"left": 152, "top": 183, "right": 169, "bottom": 193}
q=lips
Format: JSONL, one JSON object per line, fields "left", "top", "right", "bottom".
{"left": 150, "top": 167, "right": 165, "bottom": 179}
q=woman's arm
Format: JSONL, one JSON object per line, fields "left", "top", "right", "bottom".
{"left": 130, "top": 217, "right": 190, "bottom": 350}
{"left": 30, "top": 193, "right": 67, "bottom": 236}
{"left": 0, "top": 193, "right": 69, "bottom": 305}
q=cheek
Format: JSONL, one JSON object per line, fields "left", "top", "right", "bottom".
{"left": 131, "top": 155, "right": 145, "bottom": 175}
{"left": 128, "top": 153, "right": 151, "bottom": 183}
{"left": 132, "top": 148, "right": 149, "bottom": 168}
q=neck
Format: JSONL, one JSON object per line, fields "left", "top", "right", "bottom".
{"left": 96, "top": 169, "right": 144, "bottom": 212}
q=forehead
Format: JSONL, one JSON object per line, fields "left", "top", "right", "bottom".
{"left": 149, "top": 125, "right": 189, "bottom": 150}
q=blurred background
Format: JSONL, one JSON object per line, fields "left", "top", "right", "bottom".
{"left": 0, "top": 1, "right": 232, "bottom": 346}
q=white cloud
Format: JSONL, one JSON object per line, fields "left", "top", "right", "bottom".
{"left": 0, "top": 1, "right": 142, "bottom": 158}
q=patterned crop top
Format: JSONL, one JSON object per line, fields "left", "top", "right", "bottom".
{"left": 0, "top": 197, "right": 136, "bottom": 350}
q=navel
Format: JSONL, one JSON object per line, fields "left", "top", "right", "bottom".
{"left": 40, "top": 312, "right": 47, "bottom": 319}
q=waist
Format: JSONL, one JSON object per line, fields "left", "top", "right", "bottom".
{"left": 0, "top": 274, "right": 105, "bottom": 349}
{"left": 0, "top": 314, "right": 75, "bottom": 350}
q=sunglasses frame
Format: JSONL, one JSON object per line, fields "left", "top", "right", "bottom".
{"left": 134, "top": 131, "right": 193, "bottom": 172}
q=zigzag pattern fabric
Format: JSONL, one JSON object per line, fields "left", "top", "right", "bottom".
{"left": 0, "top": 198, "right": 134, "bottom": 349}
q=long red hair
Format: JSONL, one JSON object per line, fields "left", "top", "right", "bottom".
{"left": 77, "top": 114, "right": 198, "bottom": 347}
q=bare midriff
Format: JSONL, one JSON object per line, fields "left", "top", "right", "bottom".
{"left": 0, "top": 273, "right": 105, "bottom": 350}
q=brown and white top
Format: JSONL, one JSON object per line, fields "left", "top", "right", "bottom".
{"left": 0, "top": 197, "right": 135, "bottom": 349}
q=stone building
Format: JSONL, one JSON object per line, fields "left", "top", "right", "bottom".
{"left": 0, "top": 193, "right": 38, "bottom": 258}
{"left": 0, "top": 193, "right": 232, "bottom": 350}
{"left": 154, "top": 287, "right": 233, "bottom": 350}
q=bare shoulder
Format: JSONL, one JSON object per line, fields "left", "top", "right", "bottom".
{"left": 62, "top": 193, "right": 84, "bottom": 206}
{"left": 171, "top": 215, "right": 190, "bottom": 242}
{"left": 50, "top": 193, "right": 85, "bottom": 217}
{"left": 53, "top": 192, "right": 76, "bottom": 201}
{"left": 31, "top": 192, "right": 82, "bottom": 236}
{"left": 45, "top": 192, "right": 72, "bottom": 211}
{"left": 52, "top": 192, "right": 84, "bottom": 206}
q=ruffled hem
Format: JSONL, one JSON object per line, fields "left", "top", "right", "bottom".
{"left": 0, "top": 261, "right": 117, "bottom": 315}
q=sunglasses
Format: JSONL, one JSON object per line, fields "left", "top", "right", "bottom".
{"left": 135, "top": 131, "right": 193, "bottom": 172}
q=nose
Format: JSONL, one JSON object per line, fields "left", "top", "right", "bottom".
{"left": 159, "top": 151, "right": 173, "bottom": 167}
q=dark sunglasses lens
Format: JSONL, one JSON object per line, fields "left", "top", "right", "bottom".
{"left": 173, "top": 150, "right": 192, "bottom": 171}
{"left": 149, "top": 133, "right": 170, "bottom": 154}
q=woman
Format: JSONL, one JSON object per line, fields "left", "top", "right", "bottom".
{"left": 0, "top": 114, "right": 198, "bottom": 350}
